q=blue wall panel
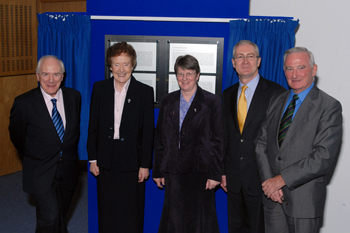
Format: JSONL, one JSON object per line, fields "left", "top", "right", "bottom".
{"left": 87, "top": 0, "right": 249, "bottom": 18}
{"left": 88, "top": 1, "right": 250, "bottom": 232}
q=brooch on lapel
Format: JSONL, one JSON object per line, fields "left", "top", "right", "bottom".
{"left": 194, "top": 108, "right": 197, "bottom": 112}
{"left": 128, "top": 98, "right": 131, "bottom": 103}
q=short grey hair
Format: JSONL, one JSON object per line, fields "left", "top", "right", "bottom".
{"left": 283, "top": 47, "right": 315, "bottom": 69}
{"left": 232, "top": 40, "right": 260, "bottom": 58}
{"left": 36, "top": 55, "right": 65, "bottom": 74}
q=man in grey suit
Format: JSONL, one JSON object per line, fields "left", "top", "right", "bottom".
{"left": 255, "top": 47, "right": 342, "bottom": 233}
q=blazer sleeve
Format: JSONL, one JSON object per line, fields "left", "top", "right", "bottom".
{"left": 9, "top": 97, "right": 27, "bottom": 154}
{"left": 254, "top": 98, "right": 277, "bottom": 183}
{"left": 281, "top": 100, "right": 342, "bottom": 190}
{"left": 207, "top": 94, "right": 224, "bottom": 181}
{"left": 87, "top": 82, "right": 100, "bottom": 161}
{"left": 139, "top": 85, "right": 155, "bottom": 169}
{"left": 221, "top": 90, "right": 229, "bottom": 176}
{"left": 152, "top": 96, "right": 165, "bottom": 178}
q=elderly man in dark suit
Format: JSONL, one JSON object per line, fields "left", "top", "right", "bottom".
{"left": 221, "top": 40, "right": 285, "bottom": 233}
{"left": 255, "top": 47, "right": 342, "bottom": 233}
{"left": 9, "top": 55, "right": 81, "bottom": 233}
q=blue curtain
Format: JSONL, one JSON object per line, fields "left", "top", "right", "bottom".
{"left": 225, "top": 18, "right": 299, "bottom": 90}
{"left": 37, "top": 13, "right": 91, "bottom": 160}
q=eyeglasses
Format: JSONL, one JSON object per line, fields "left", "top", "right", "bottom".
{"left": 234, "top": 55, "right": 259, "bottom": 62}
{"left": 176, "top": 72, "right": 197, "bottom": 78}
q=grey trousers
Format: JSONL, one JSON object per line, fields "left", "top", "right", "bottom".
{"left": 264, "top": 204, "right": 321, "bottom": 233}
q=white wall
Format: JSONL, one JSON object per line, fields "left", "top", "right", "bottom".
{"left": 250, "top": 0, "right": 350, "bottom": 232}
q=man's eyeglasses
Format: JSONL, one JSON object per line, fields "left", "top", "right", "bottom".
{"left": 234, "top": 55, "right": 259, "bottom": 62}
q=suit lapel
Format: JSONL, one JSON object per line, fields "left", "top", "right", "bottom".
{"left": 272, "top": 91, "right": 290, "bottom": 149}
{"left": 100, "top": 78, "right": 117, "bottom": 129}
{"left": 166, "top": 91, "right": 180, "bottom": 134}
{"left": 229, "top": 85, "right": 240, "bottom": 134}
{"left": 105, "top": 78, "right": 116, "bottom": 126}
{"left": 121, "top": 76, "right": 137, "bottom": 127}
{"left": 244, "top": 78, "right": 268, "bottom": 131}
{"left": 33, "top": 87, "right": 58, "bottom": 137}
{"left": 181, "top": 87, "right": 203, "bottom": 128}
{"left": 280, "top": 86, "right": 319, "bottom": 147}
{"left": 62, "top": 88, "right": 72, "bottom": 139}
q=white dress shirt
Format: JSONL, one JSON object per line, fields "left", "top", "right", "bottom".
{"left": 41, "top": 87, "right": 66, "bottom": 129}
{"left": 113, "top": 78, "right": 131, "bottom": 139}
{"left": 237, "top": 74, "right": 260, "bottom": 112}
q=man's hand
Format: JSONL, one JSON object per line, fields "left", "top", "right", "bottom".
{"left": 90, "top": 162, "right": 100, "bottom": 176}
{"left": 270, "top": 189, "right": 284, "bottom": 204}
{"left": 138, "top": 167, "right": 149, "bottom": 183}
{"left": 220, "top": 175, "right": 227, "bottom": 192}
{"left": 262, "top": 175, "right": 286, "bottom": 199}
{"left": 153, "top": 178, "right": 165, "bottom": 188}
{"left": 206, "top": 179, "right": 220, "bottom": 190}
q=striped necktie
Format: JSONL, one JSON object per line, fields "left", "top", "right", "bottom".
{"left": 237, "top": 85, "right": 248, "bottom": 134}
{"left": 51, "top": 98, "right": 64, "bottom": 156}
{"left": 278, "top": 94, "right": 299, "bottom": 147}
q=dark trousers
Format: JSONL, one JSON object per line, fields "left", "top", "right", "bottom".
{"left": 227, "top": 188, "right": 264, "bottom": 233}
{"left": 33, "top": 160, "right": 75, "bottom": 233}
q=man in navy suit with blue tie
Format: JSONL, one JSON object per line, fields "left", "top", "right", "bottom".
{"left": 9, "top": 55, "right": 81, "bottom": 233}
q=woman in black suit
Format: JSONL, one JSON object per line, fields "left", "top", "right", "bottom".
{"left": 153, "top": 55, "right": 223, "bottom": 233}
{"left": 87, "top": 42, "right": 154, "bottom": 233}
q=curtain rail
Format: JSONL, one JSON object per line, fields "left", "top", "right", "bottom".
{"left": 90, "top": 15, "right": 243, "bottom": 23}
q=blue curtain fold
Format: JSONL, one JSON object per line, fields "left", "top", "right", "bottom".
{"left": 225, "top": 18, "right": 299, "bottom": 90}
{"left": 37, "top": 13, "right": 91, "bottom": 160}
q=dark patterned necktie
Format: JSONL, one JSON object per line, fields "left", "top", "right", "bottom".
{"left": 51, "top": 98, "right": 64, "bottom": 156}
{"left": 278, "top": 94, "right": 299, "bottom": 147}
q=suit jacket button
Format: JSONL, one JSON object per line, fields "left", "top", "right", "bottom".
{"left": 108, "top": 136, "right": 111, "bottom": 138}
{"left": 121, "top": 138, "right": 124, "bottom": 141}
{"left": 240, "top": 139, "right": 244, "bottom": 142}
{"left": 110, "top": 127, "right": 113, "bottom": 130}
{"left": 240, "top": 157, "right": 244, "bottom": 160}
{"left": 278, "top": 157, "right": 281, "bottom": 161}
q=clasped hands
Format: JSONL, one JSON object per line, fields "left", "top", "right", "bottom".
{"left": 262, "top": 175, "right": 286, "bottom": 204}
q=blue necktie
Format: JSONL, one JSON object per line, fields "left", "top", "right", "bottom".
{"left": 51, "top": 98, "right": 64, "bottom": 156}
{"left": 278, "top": 94, "right": 299, "bottom": 147}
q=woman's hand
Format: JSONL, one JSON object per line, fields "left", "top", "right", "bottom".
{"left": 206, "top": 179, "right": 220, "bottom": 190}
{"left": 90, "top": 161, "right": 100, "bottom": 176}
{"left": 153, "top": 178, "right": 165, "bottom": 188}
{"left": 138, "top": 167, "right": 149, "bottom": 183}
{"left": 220, "top": 175, "right": 227, "bottom": 192}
